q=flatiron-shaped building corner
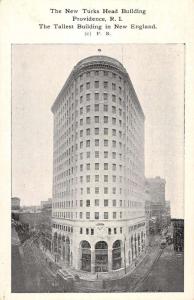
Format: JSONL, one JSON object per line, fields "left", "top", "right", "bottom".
{"left": 51, "top": 55, "right": 146, "bottom": 274}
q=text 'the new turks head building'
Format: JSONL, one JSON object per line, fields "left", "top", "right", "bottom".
{"left": 51, "top": 55, "right": 146, "bottom": 275}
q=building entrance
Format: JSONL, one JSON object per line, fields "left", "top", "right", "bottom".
{"left": 95, "top": 241, "right": 108, "bottom": 272}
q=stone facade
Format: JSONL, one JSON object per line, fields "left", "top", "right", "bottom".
{"left": 51, "top": 55, "right": 146, "bottom": 274}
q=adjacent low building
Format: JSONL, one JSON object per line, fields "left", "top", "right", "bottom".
{"left": 171, "top": 219, "right": 184, "bottom": 252}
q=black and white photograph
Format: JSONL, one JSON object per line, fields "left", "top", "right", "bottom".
{"left": 11, "top": 44, "right": 184, "bottom": 293}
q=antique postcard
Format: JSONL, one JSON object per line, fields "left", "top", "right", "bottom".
{"left": 0, "top": 0, "right": 194, "bottom": 300}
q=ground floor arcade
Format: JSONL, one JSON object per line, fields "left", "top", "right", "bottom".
{"left": 51, "top": 230, "right": 146, "bottom": 273}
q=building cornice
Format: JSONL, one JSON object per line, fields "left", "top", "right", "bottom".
{"left": 51, "top": 55, "right": 144, "bottom": 119}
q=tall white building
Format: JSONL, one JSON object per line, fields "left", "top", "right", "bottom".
{"left": 51, "top": 55, "right": 146, "bottom": 274}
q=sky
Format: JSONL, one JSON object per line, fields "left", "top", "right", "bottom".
{"left": 12, "top": 44, "right": 184, "bottom": 218}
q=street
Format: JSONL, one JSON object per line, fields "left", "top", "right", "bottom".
{"left": 135, "top": 244, "right": 184, "bottom": 292}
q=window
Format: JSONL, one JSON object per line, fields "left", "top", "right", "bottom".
{"left": 80, "top": 164, "right": 83, "bottom": 171}
{"left": 112, "top": 106, "right": 116, "bottom": 114}
{"left": 80, "top": 227, "right": 83, "bottom": 234}
{"left": 104, "top": 104, "right": 108, "bottom": 112}
{"left": 112, "top": 73, "right": 116, "bottom": 78}
{"left": 95, "top": 128, "right": 99, "bottom": 135}
{"left": 95, "top": 93, "right": 99, "bottom": 100}
{"left": 86, "top": 71, "right": 90, "bottom": 77}
{"left": 104, "top": 175, "right": 108, "bottom": 182}
{"left": 80, "top": 212, "right": 83, "bottom": 219}
{"left": 104, "top": 116, "right": 108, "bottom": 123}
{"left": 119, "top": 86, "right": 122, "bottom": 93}
{"left": 86, "top": 228, "right": 89, "bottom": 234}
{"left": 80, "top": 107, "right": 83, "bottom": 115}
{"left": 114, "top": 227, "right": 117, "bottom": 234}
{"left": 112, "top": 175, "right": 116, "bottom": 182}
{"left": 86, "top": 117, "right": 90, "bottom": 124}
{"left": 95, "top": 212, "right": 99, "bottom": 219}
{"left": 104, "top": 212, "right": 108, "bottom": 219}
{"left": 95, "top": 175, "right": 99, "bottom": 182}
{"left": 86, "top": 175, "right": 90, "bottom": 182}
{"left": 87, "top": 187, "right": 90, "bottom": 194}
{"left": 94, "top": 81, "right": 99, "bottom": 88}
{"left": 112, "top": 83, "right": 116, "bottom": 90}
{"left": 108, "top": 228, "right": 111, "bottom": 235}
{"left": 80, "top": 200, "right": 83, "bottom": 207}
{"left": 80, "top": 176, "right": 83, "bottom": 183}
{"left": 120, "top": 227, "right": 122, "bottom": 234}
{"left": 95, "top": 199, "right": 99, "bottom": 206}
{"left": 112, "top": 164, "right": 116, "bottom": 171}
{"left": 95, "top": 104, "right": 99, "bottom": 112}
{"left": 86, "top": 140, "right": 90, "bottom": 147}
{"left": 104, "top": 71, "right": 108, "bottom": 76}
{"left": 112, "top": 199, "right": 116, "bottom": 207}
{"left": 86, "top": 128, "right": 90, "bottom": 135}
{"left": 112, "top": 117, "right": 116, "bottom": 125}
{"left": 86, "top": 200, "right": 90, "bottom": 207}
{"left": 80, "top": 85, "right": 83, "bottom": 92}
{"left": 103, "top": 93, "right": 108, "bottom": 100}
{"left": 104, "top": 151, "right": 108, "bottom": 158}
{"left": 86, "top": 163, "right": 90, "bottom": 170}
{"left": 95, "top": 139, "right": 99, "bottom": 146}
{"left": 104, "top": 140, "right": 108, "bottom": 147}
{"left": 86, "top": 151, "right": 90, "bottom": 158}
{"left": 86, "top": 105, "right": 90, "bottom": 113}
{"left": 86, "top": 212, "right": 90, "bottom": 219}
{"left": 95, "top": 163, "right": 99, "bottom": 170}
{"left": 95, "top": 187, "right": 99, "bottom": 194}
{"left": 112, "top": 129, "right": 116, "bottom": 136}
{"left": 112, "top": 152, "right": 116, "bottom": 159}
{"left": 95, "top": 151, "right": 99, "bottom": 158}
{"left": 112, "top": 94, "right": 116, "bottom": 102}
{"left": 120, "top": 212, "right": 122, "bottom": 219}
{"left": 80, "top": 96, "right": 83, "bottom": 103}
{"left": 104, "top": 81, "right": 108, "bottom": 88}
{"left": 95, "top": 116, "right": 99, "bottom": 123}
{"left": 86, "top": 82, "right": 90, "bottom": 89}
{"left": 120, "top": 200, "right": 122, "bottom": 207}
{"left": 119, "top": 108, "right": 122, "bottom": 116}
{"left": 86, "top": 93, "right": 90, "bottom": 101}
{"left": 80, "top": 119, "right": 83, "bottom": 125}
{"left": 104, "top": 199, "right": 108, "bottom": 206}
{"left": 80, "top": 130, "right": 83, "bottom": 137}
{"left": 104, "top": 128, "right": 108, "bottom": 135}
{"left": 95, "top": 71, "right": 99, "bottom": 76}
{"left": 104, "top": 163, "right": 108, "bottom": 170}
{"left": 91, "top": 228, "right": 94, "bottom": 235}
{"left": 113, "top": 187, "right": 116, "bottom": 194}
{"left": 104, "top": 187, "right": 108, "bottom": 194}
